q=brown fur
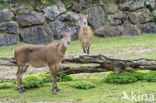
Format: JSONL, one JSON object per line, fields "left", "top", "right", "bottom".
{"left": 78, "top": 15, "right": 94, "bottom": 54}
{"left": 14, "top": 34, "right": 71, "bottom": 94}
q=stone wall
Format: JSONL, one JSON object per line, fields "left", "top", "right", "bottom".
{"left": 0, "top": 0, "right": 155, "bottom": 46}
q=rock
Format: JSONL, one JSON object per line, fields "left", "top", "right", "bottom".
{"left": 16, "top": 10, "right": 45, "bottom": 27}
{"left": 0, "top": 9, "right": 14, "bottom": 22}
{"left": 72, "top": 1, "right": 82, "bottom": 13}
{"left": 84, "top": 6, "right": 105, "bottom": 29}
{"left": 0, "top": 34, "right": 19, "bottom": 46}
{"left": 34, "top": 5, "right": 44, "bottom": 12}
{"left": 122, "top": 24, "right": 141, "bottom": 36}
{"left": 108, "top": 15, "right": 122, "bottom": 26}
{"left": 10, "top": 4, "right": 28, "bottom": 12}
{"left": 44, "top": 5, "right": 60, "bottom": 21}
{"left": 0, "top": 21, "right": 19, "bottom": 34}
{"left": 145, "top": 0, "right": 156, "bottom": 10}
{"left": 103, "top": 3, "right": 118, "bottom": 14}
{"left": 0, "top": 0, "right": 15, "bottom": 3}
{"left": 108, "top": 11, "right": 128, "bottom": 26}
{"left": 129, "top": 10, "right": 151, "bottom": 24}
{"left": 140, "top": 23, "right": 156, "bottom": 33}
{"left": 95, "top": 26, "right": 121, "bottom": 37}
{"left": 152, "top": 9, "right": 156, "bottom": 17}
{"left": 50, "top": 12, "right": 80, "bottom": 40}
{"left": 21, "top": 24, "right": 54, "bottom": 44}
{"left": 119, "top": 0, "right": 145, "bottom": 11}
{"left": 58, "top": 1, "right": 66, "bottom": 13}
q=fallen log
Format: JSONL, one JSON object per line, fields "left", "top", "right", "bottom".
{"left": 0, "top": 54, "right": 156, "bottom": 74}
{"left": 62, "top": 54, "right": 156, "bottom": 73}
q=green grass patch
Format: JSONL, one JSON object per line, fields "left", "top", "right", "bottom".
{"left": 0, "top": 82, "right": 14, "bottom": 89}
{"left": 0, "top": 79, "right": 155, "bottom": 103}
{"left": 72, "top": 81, "right": 95, "bottom": 90}
{"left": 0, "top": 34, "right": 156, "bottom": 60}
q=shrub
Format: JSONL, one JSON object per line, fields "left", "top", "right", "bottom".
{"left": 116, "top": 0, "right": 126, "bottom": 3}
{"left": 57, "top": 74, "right": 72, "bottom": 82}
{"left": 143, "top": 71, "right": 156, "bottom": 82}
{"left": 23, "top": 75, "right": 43, "bottom": 89}
{"left": 38, "top": 73, "right": 72, "bottom": 83}
{"left": 104, "top": 71, "right": 138, "bottom": 84}
{"left": 38, "top": 72, "right": 52, "bottom": 83}
{"left": 72, "top": 81, "right": 95, "bottom": 90}
{"left": 0, "top": 82, "right": 14, "bottom": 89}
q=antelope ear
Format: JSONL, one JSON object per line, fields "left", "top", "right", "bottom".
{"left": 58, "top": 30, "right": 64, "bottom": 35}
{"left": 86, "top": 14, "right": 91, "bottom": 18}
{"left": 72, "top": 30, "right": 77, "bottom": 34}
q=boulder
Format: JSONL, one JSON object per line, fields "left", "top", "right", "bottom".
{"left": 10, "top": 4, "right": 28, "bottom": 12}
{"left": 119, "top": 0, "right": 145, "bottom": 11}
{"left": 84, "top": 6, "right": 105, "bottom": 29}
{"left": 72, "top": 1, "right": 82, "bottom": 13}
{"left": 140, "top": 23, "right": 156, "bottom": 33}
{"left": 50, "top": 12, "right": 80, "bottom": 40}
{"left": 21, "top": 24, "right": 54, "bottom": 44}
{"left": 58, "top": 1, "right": 66, "bottom": 13}
{"left": 95, "top": 26, "right": 121, "bottom": 37}
{"left": 0, "top": 9, "right": 14, "bottom": 22}
{"left": 0, "top": 34, "right": 19, "bottom": 46}
{"left": 0, "top": 0, "right": 15, "bottom": 3}
{"left": 108, "top": 12, "right": 128, "bottom": 26}
{"left": 152, "top": 9, "right": 156, "bottom": 17}
{"left": 129, "top": 10, "right": 151, "bottom": 24}
{"left": 0, "top": 21, "right": 19, "bottom": 34}
{"left": 122, "top": 24, "right": 141, "bottom": 36}
{"left": 16, "top": 10, "right": 45, "bottom": 27}
{"left": 44, "top": 5, "right": 61, "bottom": 21}
{"left": 103, "top": 3, "right": 118, "bottom": 14}
{"left": 145, "top": 0, "right": 156, "bottom": 10}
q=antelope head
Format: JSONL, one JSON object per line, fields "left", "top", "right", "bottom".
{"left": 63, "top": 32, "right": 71, "bottom": 48}
{"left": 78, "top": 14, "right": 90, "bottom": 27}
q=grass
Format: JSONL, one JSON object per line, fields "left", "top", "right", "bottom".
{"left": 0, "top": 33, "right": 156, "bottom": 102}
{"left": 1, "top": 33, "right": 156, "bottom": 59}
{"left": 0, "top": 77, "right": 155, "bottom": 103}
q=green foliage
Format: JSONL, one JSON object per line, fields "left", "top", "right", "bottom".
{"left": 104, "top": 71, "right": 156, "bottom": 84}
{"left": 116, "top": 0, "right": 126, "bottom": 3}
{"left": 62, "top": 0, "right": 73, "bottom": 8}
{"left": 103, "top": 0, "right": 114, "bottom": 3}
{"left": 0, "top": 82, "right": 14, "bottom": 89}
{"left": 38, "top": 73, "right": 72, "bottom": 83}
{"left": 72, "top": 81, "right": 95, "bottom": 90}
{"left": 23, "top": 75, "right": 43, "bottom": 89}
{"left": 143, "top": 71, "right": 156, "bottom": 82}
{"left": 57, "top": 74, "right": 73, "bottom": 82}
{"left": 104, "top": 71, "right": 138, "bottom": 84}
{"left": 38, "top": 72, "right": 52, "bottom": 83}
{"left": 0, "top": 3, "right": 7, "bottom": 9}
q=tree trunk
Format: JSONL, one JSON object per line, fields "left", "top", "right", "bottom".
{"left": 0, "top": 54, "right": 156, "bottom": 74}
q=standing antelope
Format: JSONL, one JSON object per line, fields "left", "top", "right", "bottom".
{"left": 14, "top": 32, "right": 71, "bottom": 94}
{"left": 78, "top": 15, "right": 94, "bottom": 54}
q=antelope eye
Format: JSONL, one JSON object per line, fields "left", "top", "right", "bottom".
{"left": 67, "top": 41, "right": 70, "bottom": 44}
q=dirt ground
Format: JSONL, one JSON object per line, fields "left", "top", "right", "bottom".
{"left": 0, "top": 66, "right": 49, "bottom": 80}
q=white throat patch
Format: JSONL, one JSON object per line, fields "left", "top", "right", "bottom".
{"left": 64, "top": 42, "right": 69, "bottom": 48}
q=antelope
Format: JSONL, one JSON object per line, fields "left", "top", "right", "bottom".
{"left": 14, "top": 32, "right": 71, "bottom": 94}
{"left": 78, "top": 14, "right": 94, "bottom": 54}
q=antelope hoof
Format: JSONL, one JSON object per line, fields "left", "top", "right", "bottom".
{"left": 52, "top": 90, "right": 57, "bottom": 95}
{"left": 18, "top": 85, "right": 25, "bottom": 93}
{"left": 56, "top": 88, "right": 60, "bottom": 92}
{"left": 52, "top": 88, "right": 57, "bottom": 95}
{"left": 18, "top": 88, "right": 25, "bottom": 93}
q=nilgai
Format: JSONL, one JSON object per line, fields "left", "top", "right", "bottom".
{"left": 78, "top": 15, "right": 94, "bottom": 54}
{"left": 14, "top": 32, "right": 71, "bottom": 94}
